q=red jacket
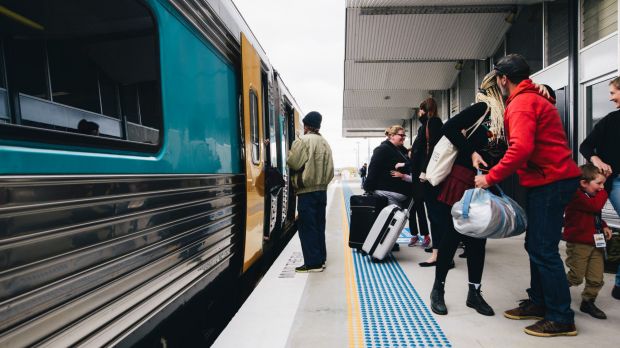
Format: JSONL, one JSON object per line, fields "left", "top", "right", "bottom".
{"left": 563, "top": 189, "right": 608, "bottom": 245}
{"left": 486, "top": 79, "right": 580, "bottom": 187}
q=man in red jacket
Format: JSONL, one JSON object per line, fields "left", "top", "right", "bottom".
{"left": 474, "top": 54, "right": 581, "bottom": 337}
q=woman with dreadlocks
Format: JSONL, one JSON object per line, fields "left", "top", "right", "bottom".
{"left": 429, "top": 70, "right": 510, "bottom": 317}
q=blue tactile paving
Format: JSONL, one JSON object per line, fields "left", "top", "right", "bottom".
{"left": 343, "top": 183, "right": 451, "bottom": 348}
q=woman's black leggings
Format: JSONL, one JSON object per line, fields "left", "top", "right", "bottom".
{"left": 409, "top": 179, "right": 429, "bottom": 236}
{"left": 423, "top": 183, "right": 444, "bottom": 249}
{"left": 434, "top": 201, "right": 487, "bottom": 284}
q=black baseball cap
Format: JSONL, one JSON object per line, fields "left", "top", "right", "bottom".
{"left": 493, "top": 54, "right": 530, "bottom": 79}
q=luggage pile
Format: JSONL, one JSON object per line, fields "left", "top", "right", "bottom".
{"left": 349, "top": 193, "right": 413, "bottom": 261}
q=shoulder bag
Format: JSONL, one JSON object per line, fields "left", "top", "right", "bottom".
{"left": 424, "top": 109, "right": 487, "bottom": 186}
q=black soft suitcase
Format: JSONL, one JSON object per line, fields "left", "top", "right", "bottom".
{"left": 349, "top": 194, "right": 388, "bottom": 250}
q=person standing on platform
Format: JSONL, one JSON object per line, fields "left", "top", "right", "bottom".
{"left": 411, "top": 98, "right": 444, "bottom": 266}
{"left": 563, "top": 164, "right": 612, "bottom": 320}
{"left": 579, "top": 76, "right": 620, "bottom": 300}
{"left": 359, "top": 163, "right": 368, "bottom": 188}
{"left": 429, "top": 71, "right": 508, "bottom": 317}
{"left": 287, "top": 111, "right": 334, "bottom": 273}
{"left": 475, "top": 54, "right": 581, "bottom": 337}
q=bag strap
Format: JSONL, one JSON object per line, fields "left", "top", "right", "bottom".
{"left": 464, "top": 107, "right": 489, "bottom": 139}
{"left": 462, "top": 189, "right": 475, "bottom": 219}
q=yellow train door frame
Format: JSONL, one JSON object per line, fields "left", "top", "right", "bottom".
{"left": 241, "top": 33, "right": 265, "bottom": 272}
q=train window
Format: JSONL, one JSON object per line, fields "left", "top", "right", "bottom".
{"left": 249, "top": 89, "right": 260, "bottom": 164}
{"left": 586, "top": 77, "right": 616, "bottom": 132}
{"left": 0, "top": 0, "right": 162, "bottom": 150}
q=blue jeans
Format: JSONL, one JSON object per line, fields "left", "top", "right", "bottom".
{"left": 297, "top": 191, "right": 327, "bottom": 267}
{"left": 525, "top": 177, "right": 578, "bottom": 324}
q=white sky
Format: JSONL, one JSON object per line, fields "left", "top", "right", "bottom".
{"left": 232, "top": 0, "right": 383, "bottom": 169}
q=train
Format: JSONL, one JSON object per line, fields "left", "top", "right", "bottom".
{"left": 0, "top": 0, "right": 302, "bottom": 346}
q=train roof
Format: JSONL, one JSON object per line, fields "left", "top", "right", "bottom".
{"left": 168, "top": 0, "right": 271, "bottom": 69}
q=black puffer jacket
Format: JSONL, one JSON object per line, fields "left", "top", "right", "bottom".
{"left": 363, "top": 140, "right": 411, "bottom": 196}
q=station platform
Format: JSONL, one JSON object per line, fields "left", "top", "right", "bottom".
{"left": 214, "top": 178, "right": 620, "bottom": 348}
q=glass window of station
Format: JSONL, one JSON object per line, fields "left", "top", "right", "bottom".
{"left": 586, "top": 77, "right": 617, "bottom": 132}
{"left": 0, "top": 0, "right": 162, "bottom": 149}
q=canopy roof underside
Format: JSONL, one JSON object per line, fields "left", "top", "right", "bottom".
{"left": 342, "top": 0, "right": 540, "bottom": 137}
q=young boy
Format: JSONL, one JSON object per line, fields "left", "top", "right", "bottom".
{"left": 563, "top": 163, "right": 613, "bottom": 319}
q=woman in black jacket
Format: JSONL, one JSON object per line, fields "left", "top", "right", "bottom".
{"left": 579, "top": 76, "right": 620, "bottom": 299}
{"left": 410, "top": 98, "right": 444, "bottom": 266}
{"left": 429, "top": 71, "right": 508, "bottom": 317}
{"left": 364, "top": 125, "right": 412, "bottom": 211}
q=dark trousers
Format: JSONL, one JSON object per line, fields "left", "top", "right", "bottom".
{"left": 434, "top": 202, "right": 487, "bottom": 284}
{"left": 409, "top": 179, "right": 429, "bottom": 236}
{"left": 297, "top": 191, "right": 327, "bottom": 266}
{"left": 424, "top": 183, "right": 444, "bottom": 249}
{"left": 525, "top": 178, "right": 578, "bottom": 324}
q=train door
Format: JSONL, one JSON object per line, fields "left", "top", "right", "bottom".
{"left": 264, "top": 75, "right": 279, "bottom": 240}
{"left": 286, "top": 106, "right": 300, "bottom": 222}
{"left": 241, "top": 33, "right": 264, "bottom": 272}
{"left": 276, "top": 103, "right": 289, "bottom": 228}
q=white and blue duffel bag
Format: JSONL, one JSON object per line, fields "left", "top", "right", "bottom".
{"left": 451, "top": 185, "right": 527, "bottom": 239}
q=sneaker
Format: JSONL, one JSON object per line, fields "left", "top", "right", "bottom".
{"left": 612, "top": 285, "right": 620, "bottom": 300}
{"left": 580, "top": 300, "right": 606, "bottom": 319}
{"left": 295, "top": 264, "right": 324, "bottom": 273}
{"left": 408, "top": 235, "right": 420, "bottom": 247}
{"left": 420, "top": 235, "right": 431, "bottom": 248}
{"left": 504, "top": 299, "right": 545, "bottom": 320}
{"left": 523, "top": 319, "right": 577, "bottom": 337}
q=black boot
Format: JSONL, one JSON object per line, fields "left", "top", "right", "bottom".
{"left": 430, "top": 281, "right": 447, "bottom": 315}
{"left": 466, "top": 284, "right": 495, "bottom": 316}
{"left": 580, "top": 299, "right": 607, "bottom": 319}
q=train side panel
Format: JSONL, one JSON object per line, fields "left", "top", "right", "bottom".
{"left": 0, "top": 0, "right": 246, "bottom": 345}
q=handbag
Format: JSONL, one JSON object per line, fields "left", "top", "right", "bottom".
{"left": 451, "top": 184, "right": 527, "bottom": 239}
{"left": 424, "top": 109, "right": 487, "bottom": 186}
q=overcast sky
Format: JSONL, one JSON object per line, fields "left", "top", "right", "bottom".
{"left": 232, "top": 0, "right": 383, "bottom": 169}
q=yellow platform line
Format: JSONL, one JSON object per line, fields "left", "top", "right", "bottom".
{"left": 341, "top": 186, "right": 364, "bottom": 348}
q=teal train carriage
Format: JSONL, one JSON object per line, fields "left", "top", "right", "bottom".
{"left": 0, "top": 0, "right": 302, "bottom": 346}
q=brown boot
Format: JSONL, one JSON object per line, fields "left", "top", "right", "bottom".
{"left": 523, "top": 319, "right": 577, "bottom": 337}
{"left": 504, "top": 299, "right": 545, "bottom": 320}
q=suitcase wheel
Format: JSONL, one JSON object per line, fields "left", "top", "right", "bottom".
{"left": 359, "top": 249, "right": 367, "bottom": 256}
{"left": 371, "top": 257, "right": 380, "bottom": 263}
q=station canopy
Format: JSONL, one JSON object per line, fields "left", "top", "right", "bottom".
{"left": 343, "top": 0, "right": 540, "bottom": 138}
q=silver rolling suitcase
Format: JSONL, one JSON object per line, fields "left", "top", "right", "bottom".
{"left": 362, "top": 199, "right": 413, "bottom": 261}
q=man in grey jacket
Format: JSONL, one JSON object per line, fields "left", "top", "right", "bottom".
{"left": 287, "top": 111, "right": 334, "bottom": 272}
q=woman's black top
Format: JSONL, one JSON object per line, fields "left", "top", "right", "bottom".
{"left": 442, "top": 102, "right": 506, "bottom": 172}
{"left": 580, "top": 110, "right": 620, "bottom": 187}
{"left": 364, "top": 140, "right": 411, "bottom": 196}
{"left": 411, "top": 115, "right": 443, "bottom": 175}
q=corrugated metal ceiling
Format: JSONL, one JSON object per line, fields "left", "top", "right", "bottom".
{"left": 343, "top": 1, "right": 539, "bottom": 137}
{"left": 345, "top": 61, "right": 459, "bottom": 90}
{"left": 346, "top": 0, "right": 540, "bottom": 7}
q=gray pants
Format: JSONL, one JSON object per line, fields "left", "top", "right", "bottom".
{"left": 374, "top": 190, "right": 408, "bottom": 208}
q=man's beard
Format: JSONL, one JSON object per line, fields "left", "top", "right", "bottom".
{"left": 498, "top": 83, "right": 509, "bottom": 98}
